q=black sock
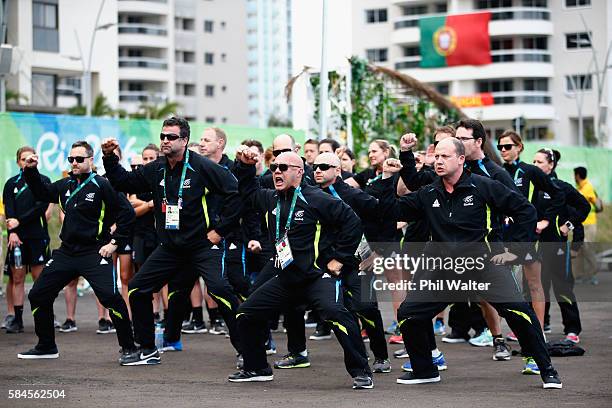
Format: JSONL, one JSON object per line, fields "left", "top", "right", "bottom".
{"left": 192, "top": 306, "right": 203, "bottom": 323}
{"left": 493, "top": 334, "right": 503, "bottom": 340}
{"left": 207, "top": 306, "right": 219, "bottom": 323}
{"left": 14, "top": 305, "right": 23, "bottom": 325}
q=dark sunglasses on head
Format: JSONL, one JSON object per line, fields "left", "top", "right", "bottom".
{"left": 67, "top": 156, "right": 90, "bottom": 163}
{"left": 312, "top": 163, "right": 337, "bottom": 171}
{"left": 272, "top": 148, "right": 292, "bottom": 157}
{"left": 270, "top": 163, "right": 301, "bottom": 172}
{"left": 160, "top": 133, "right": 183, "bottom": 141}
{"left": 496, "top": 143, "right": 516, "bottom": 151}
{"left": 131, "top": 164, "right": 143, "bottom": 170}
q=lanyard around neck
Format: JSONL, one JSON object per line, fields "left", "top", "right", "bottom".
{"left": 162, "top": 149, "right": 190, "bottom": 206}
{"left": 275, "top": 186, "right": 300, "bottom": 242}
{"left": 66, "top": 173, "right": 96, "bottom": 205}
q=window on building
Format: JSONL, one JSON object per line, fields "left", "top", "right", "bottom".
{"left": 366, "top": 48, "right": 388, "bottom": 63}
{"left": 475, "top": 0, "right": 512, "bottom": 9}
{"left": 525, "top": 126, "right": 549, "bottom": 140}
{"left": 435, "top": 3, "right": 448, "bottom": 13}
{"left": 477, "top": 79, "right": 514, "bottom": 93}
{"left": 221, "top": 85, "right": 227, "bottom": 92}
{"left": 491, "top": 38, "right": 513, "bottom": 50}
{"left": 182, "top": 18, "right": 194, "bottom": 31}
{"left": 522, "top": 0, "right": 547, "bottom": 7}
{"left": 524, "top": 78, "right": 548, "bottom": 91}
{"left": 205, "top": 85, "right": 215, "bottom": 97}
{"left": 403, "top": 46, "right": 420, "bottom": 57}
{"left": 365, "top": 8, "right": 387, "bottom": 23}
{"left": 221, "top": 53, "right": 226, "bottom": 62}
{"left": 523, "top": 36, "right": 548, "bottom": 50}
{"left": 33, "top": 0, "right": 59, "bottom": 52}
{"left": 204, "top": 20, "right": 214, "bottom": 32}
{"left": 204, "top": 52, "right": 214, "bottom": 65}
{"left": 221, "top": 117, "right": 227, "bottom": 123}
{"left": 566, "top": 32, "right": 591, "bottom": 49}
{"left": 221, "top": 21, "right": 226, "bottom": 29}
{"left": 566, "top": 74, "right": 592, "bottom": 92}
{"left": 205, "top": 116, "right": 215, "bottom": 123}
{"left": 433, "top": 83, "right": 449, "bottom": 95}
{"left": 565, "top": 0, "right": 591, "bottom": 7}
{"left": 402, "top": 5, "right": 427, "bottom": 15}
{"left": 32, "top": 73, "right": 56, "bottom": 106}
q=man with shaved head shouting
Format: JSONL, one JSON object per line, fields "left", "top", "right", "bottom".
{"left": 228, "top": 148, "right": 373, "bottom": 389}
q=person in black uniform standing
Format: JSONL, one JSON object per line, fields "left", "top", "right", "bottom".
{"left": 17, "top": 141, "right": 136, "bottom": 361}
{"left": 228, "top": 148, "right": 373, "bottom": 389}
{"left": 101, "top": 117, "right": 243, "bottom": 366}
{"left": 3, "top": 146, "right": 52, "bottom": 333}
{"left": 382, "top": 138, "right": 562, "bottom": 389}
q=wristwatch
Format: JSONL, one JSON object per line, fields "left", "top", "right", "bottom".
{"left": 564, "top": 221, "right": 574, "bottom": 231}
{"left": 110, "top": 238, "right": 117, "bottom": 245}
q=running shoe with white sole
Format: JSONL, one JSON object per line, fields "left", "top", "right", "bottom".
{"left": 402, "top": 353, "right": 447, "bottom": 372}
{"left": 442, "top": 331, "right": 469, "bottom": 344}
{"left": 565, "top": 333, "right": 580, "bottom": 343}
{"left": 352, "top": 375, "right": 374, "bottom": 389}
{"left": 228, "top": 367, "right": 274, "bottom": 382}
{"left": 493, "top": 338, "right": 511, "bottom": 361}
{"left": 542, "top": 370, "right": 563, "bottom": 389}
{"left": 59, "top": 319, "right": 77, "bottom": 333}
{"left": 372, "top": 359, "right": 391, "bottom": 373}
{"left": 506, "top": 331, "right": 518, "bottom": 342}
{"left": 469, "top": 329, "right": 493, "bottom": 347}
{"left": 160, "top": 340, "right": 183, "bottom": 352}
{"left": 396, "top": 371, "right": 441, "bottom": 385}
{"left": 1, "top": 314, "right": 14, "bottom": 329}
{"left": 522, "top": 357, "right": 540, "bottom": 375}
{"left": 120, "top": 348, "right": 161, "bottom": 366}
{"left": 274, "top": 353, "right": 311, "bottom": 369}
{"left": 182, "top": 321, "right": 208, "bottom": 334}
{"left": 433, "top": 320, "right": 446, "bottom": 336}
{"left": 17, "top": 346, "right": 59, "bottom": 359}
{"left": 393, "top": 348, "right": 409, "bottom": 359}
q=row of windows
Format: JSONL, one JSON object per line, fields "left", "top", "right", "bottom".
{"left": 175, "top": 18, "right": 226, "bottom": 33}
{"left": 176, "top": 83, "right": 228, "bottom": 97}
{"left": 174, "top": 51, "right": 227, "bottom": 64}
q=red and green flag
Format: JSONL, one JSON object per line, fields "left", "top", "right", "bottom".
{"left": 419, "top": 12, "right": 491, "bottom": 68}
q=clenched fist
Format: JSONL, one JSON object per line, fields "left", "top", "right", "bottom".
{"left": 400, "top": 133, "right": 418, "bottom": 152}
{"left": 101, "top": 138, "right": 120, "bottom": 156}
{"left": 24, "top": 154, "right": 39, "bottom": 168}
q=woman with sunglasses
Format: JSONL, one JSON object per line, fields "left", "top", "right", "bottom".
{"left": 345, "top": 140, "right": 405, "bottom": 343}
{"left": 496, "top": 131, "right": 565, "bottom": 349}
{"left": 532, "top": 148, "right": 589, "bottom": 344}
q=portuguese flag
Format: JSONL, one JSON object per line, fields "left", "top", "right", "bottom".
{"left": 419, "top": 12, "right": 491, "bottom": 68}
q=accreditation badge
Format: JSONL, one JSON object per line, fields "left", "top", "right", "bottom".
{"left": 275, "top": 232, "right": 294, "bottom": 269}
{"left": 165, "top": 204, "right": 180, "bottom": 230}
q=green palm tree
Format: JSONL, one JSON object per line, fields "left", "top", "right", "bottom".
{"left": 68, "top": 94, "right": 114, "bottom": 117}
{"left": 132, "top": 101, "right": 180, "bottom": 119}
{"left": 5, "top": 89, "right": 28, "bottom": 105}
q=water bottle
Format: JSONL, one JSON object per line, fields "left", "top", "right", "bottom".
{"left": 13, "top": 246, "right": 23, "bottom": 269}
{"left": 154, "top": 325, "right": 164, "bottom": 351}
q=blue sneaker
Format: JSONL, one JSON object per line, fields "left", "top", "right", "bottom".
{"left": 433, "top": 320, "right": 446, "bottom": 336}
{"left": 386, "top": 321, "right": 398, "bottom": 335}
{"left": 160, "top": 340, "right": 183, "bottom": 352}
{"left": 402, "top": 353, "right": 447, "bottom": 372}
{"left": 265, "top": 336, "right": 277, "bottom": 355}
{"left": 469, "top": 329, "right": 493, "bottom": 347}
{"left": 522, "top": 357, "right": 540, "bottom": 375}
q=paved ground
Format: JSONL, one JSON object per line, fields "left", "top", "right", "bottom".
{"left": 0, "top": 275, "right": 611, "bottom": 408}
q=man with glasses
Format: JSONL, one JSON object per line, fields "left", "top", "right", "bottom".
{"left": 228, "top": 148, "right": 373, "bottom": 389}
{"left": 381, "top": 138, "right": 562, "bottom": 389}
{"left": 101, "top": 117, "right": 243, "bottom": 366}
{"left": 260, "top": 134, "right": 315, "bottom": 188}
{"left": 17, "top": 141, "right": 137, "bottom": 361}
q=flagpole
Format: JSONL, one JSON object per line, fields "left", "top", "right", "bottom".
{"left": 318, "top": 0, "right": 329, "bottom": 140}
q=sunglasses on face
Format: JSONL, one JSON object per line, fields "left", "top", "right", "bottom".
{"left": 496, "top": 144, "right": 516, "bottom": 151}
{"left": 159, "top": 133, "right": 183, "bottom": 142}
{"left": 272, "top": 148, "right": 292, "bottom": 157}
{"left": 269, "top": 163, "right": 301, "bottom": 172}
{"left": 67, "top": 156, "right": 90, "bottom": 164}
{"left": 312, "top": 163, "right": 337, "bottom": 171}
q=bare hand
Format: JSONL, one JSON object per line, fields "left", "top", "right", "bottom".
{"left": 424, "top": 144, "right": 436, "bottom": 166}
{"left": 207, "top": 229, "right": 222, "bottom": 245}
{"left": 536, "top": 220, "right": 549, "bottom": 234}
{"left": 359, "top": 252, "right": 380, "bottom": 272}
{"left": 99, "top": 243, "right": 118, "bottom": 258}
{"left": 24, "top": 154, "right": 39, "bottom": 168}
{"left": 335, "top": 146, "right": 346, "bottom": 159}
{"left": 490, "top": 251, "right": 518, "bottom": 265}
{"left": 236, "top": 145, "right": 259, "bottom": 165}
{"left": 8, "top": 232, "right": 22, "bottom": 250}
{"left": 101, "top": 138, "right": 120, "bottom": 156}
{"left": 400, "top": 133, "right": 418, "bottom": 152}
{"left": 327, "top": 259, "right": 343, "bottom": 276}
{"left": 6, "top": 218, "right": 19, "bottom": 230}
{"left": 559, "top": 224, "right": 570, "bottom": 236}
{"left": 382, "top": 158, "right": 402, "bottom": 178}
{"left": 247, "top": 240, "right": 262, "bottom": 253}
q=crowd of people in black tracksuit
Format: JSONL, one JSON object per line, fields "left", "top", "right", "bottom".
{"left": 5, "top": 115, "right": 599, "bottom": 391}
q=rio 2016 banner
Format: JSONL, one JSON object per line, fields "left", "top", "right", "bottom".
{"left": 0, "top": 112, "right": 304, "bottom": 185}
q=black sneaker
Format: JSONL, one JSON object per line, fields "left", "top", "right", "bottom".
{"left": 441, "top": 330, "right": 469, "bottom": 344}
{"left": 182, "top": 321, "right": 208, "bottom": 334}
{"left": 396, "top": 371, "right": 441, "bottom": 385}
{"left": 309, "top": 323, "right": 332, "bottom": 340}
{"left": 181, "top": 319, "right": 191, "bottom": 329}
{"left": 5, "top": 320, "right": 24, "bottom": 333}
{"left": 542, "top": 370, "right": 563, "bottom": 389}
{"left": 97, "top": 319, "right": 114, "bottom": 334}
{"left": 352, "top": 375, "right": 374, "bottom": 389}
{"left": 18, "top": 346, "right": 59, "bottom": 359}
{"left": 1, "top": 314, "right": 14, "bottom": 329}
{"left": 273, "top": 353, "right": 311, "bottom": 369}
{"left": 120, "top": 348, "right": 161, "bottom": 366}
{"left": 228, "top": 367, "right": 274, "bottom": 382}
{"left": 209, "top": 319, "right": 227, "bottom": 335}
{"left": 106, "top": 319, "right": 116, "bottom": 333}
{"left": 59, "top": 319, "right": 77, "bottom": 333}
{"left": 372, "top": 358, "right": 392, "bottom": 373}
